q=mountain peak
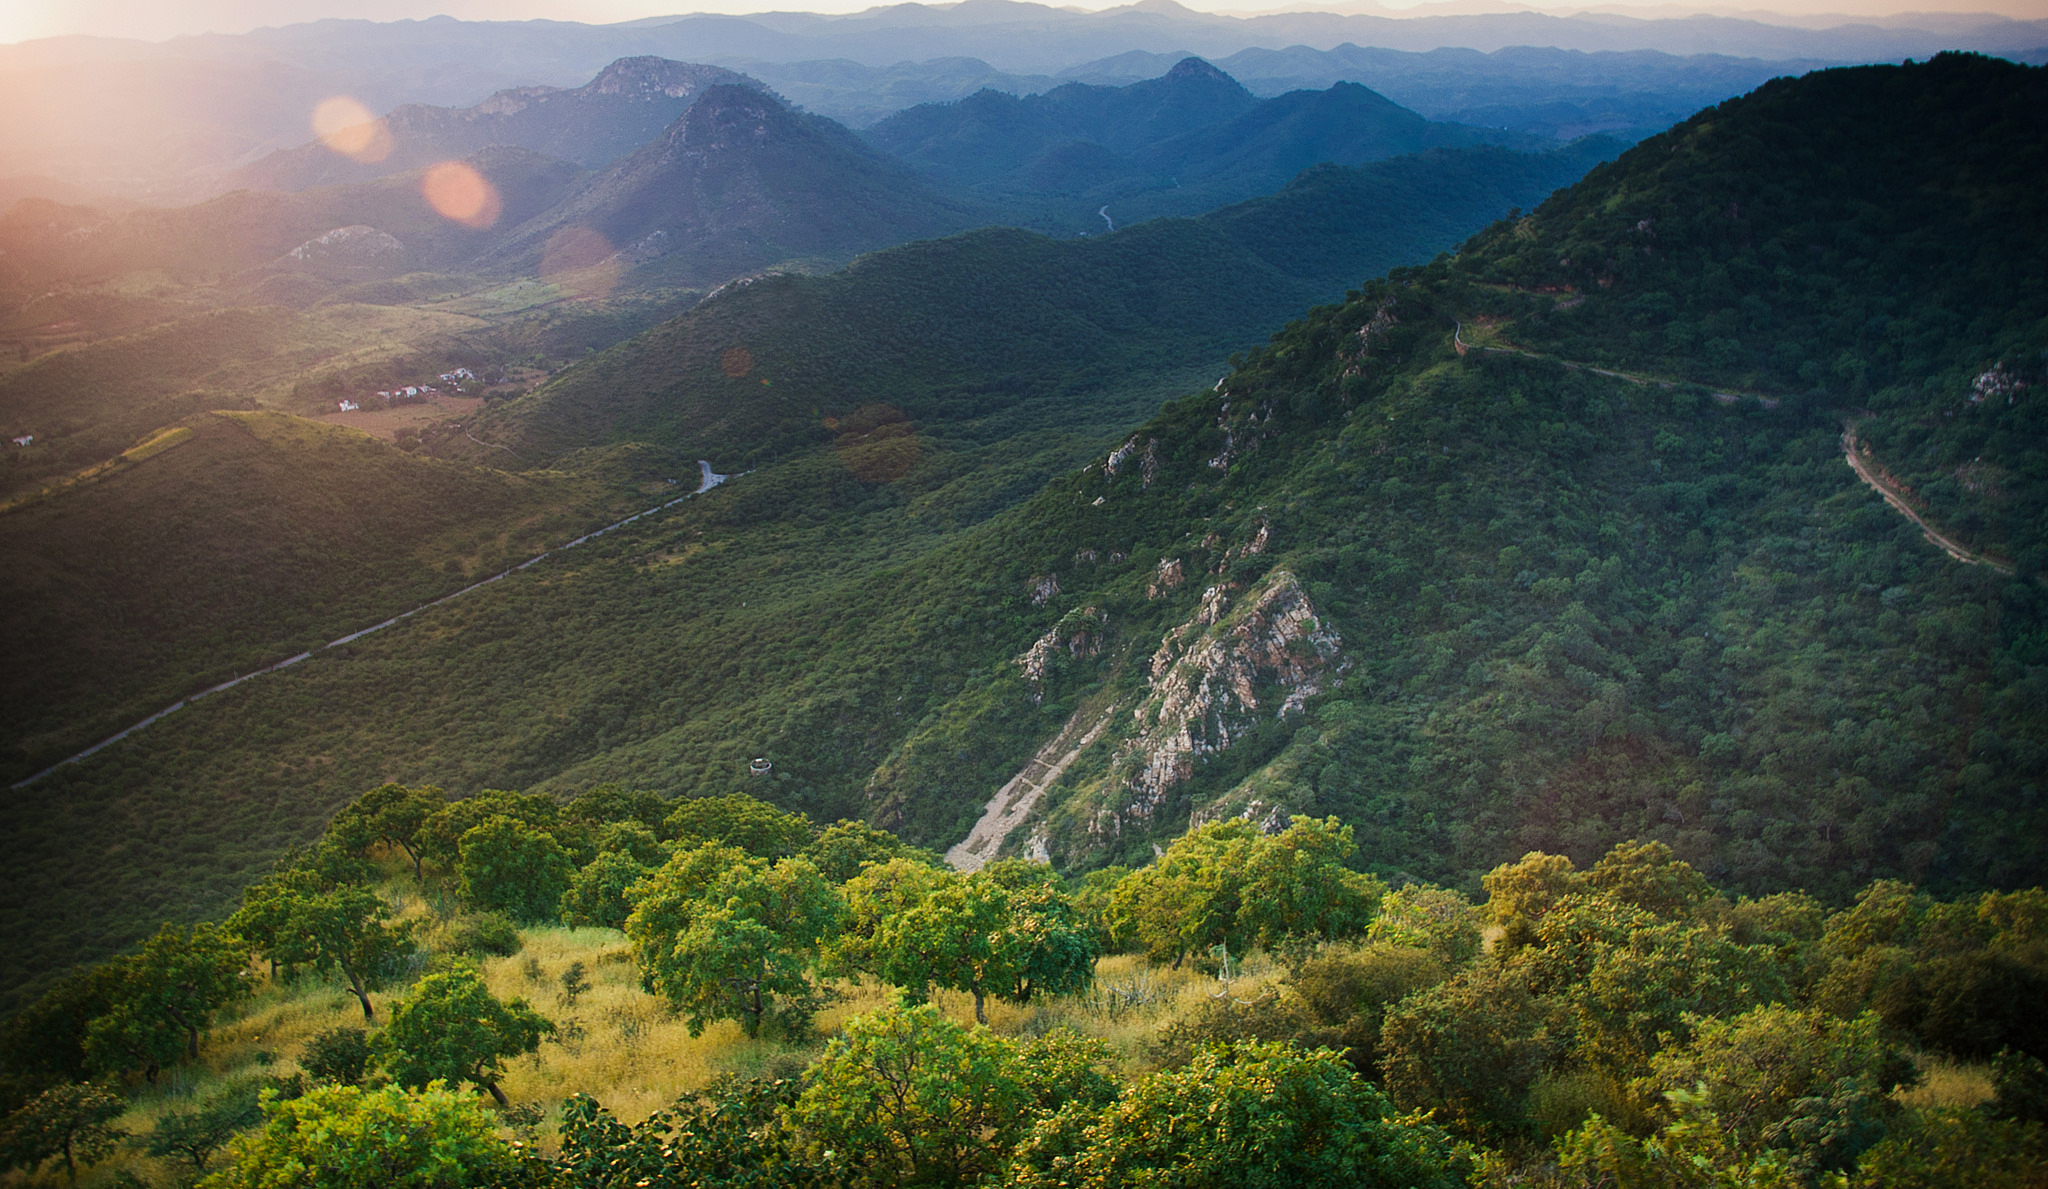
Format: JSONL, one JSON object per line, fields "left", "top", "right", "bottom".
{"left": 584, "top": 56, "right": 757, "bottom": 101}
{"left": 1164, "top": 56, "right": 1229, "bottom": 84}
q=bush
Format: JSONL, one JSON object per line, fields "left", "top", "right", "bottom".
{"left": 446, "top": 912, "right": 521, "bottom": 957}
{"left": 301, "top": 1027, "right": 372, "bottom": 1087}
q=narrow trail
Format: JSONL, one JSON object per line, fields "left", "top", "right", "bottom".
{"left": 1446, "top": 316, "right": 2022, "bottom": 572}
{"left": 947, "top": 705, "right": 1115, "bottom": 872}
{"left": 1840, "top": 426, "right": 2013, "bottom": 573}
{"left": 12, "top": 461, "right": 732, "bottom": 790}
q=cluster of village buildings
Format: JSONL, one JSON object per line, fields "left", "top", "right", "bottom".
{"left": 337, "top": 368, "right": 478, "bottom": 413}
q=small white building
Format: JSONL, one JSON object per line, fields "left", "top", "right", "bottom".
{"left": 9, "top": 434, "right": 31, "bottom": 447}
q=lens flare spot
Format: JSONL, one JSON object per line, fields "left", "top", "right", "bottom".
{"left": 540, "top": 226, "right": 619, "bottom": 299}
{"left": 311, "top": 96, "right": 392, "bottom": 163}
{"left": 832, "top": 403, "right": 919, "bottom": 484}
{"left": 423, "top": 161, "right": 501, "bottom": 229}
{"left": 720, "top": 347, "right": 754, "bottom": 379}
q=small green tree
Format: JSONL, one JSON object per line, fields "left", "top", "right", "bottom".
{"left": 801, "top": 820, "right": 939, "bottom": 883}
{"left": 301, "top": 1026, "right": 373, "bottom": 1086}
{"left": 233, "top": 883, "right": 413, "bottom": 1020}
{"left": 559, "top": 851, "right": 652, "bottom": 931}
{"left": 626, "top": 847, "right": 842, "bottom": 1038}
{"left": 418, "top": 790, "right": 562, "bottom": 872}
{"left": 458, "top": 815, "right": 576, "bottom": 923}
{"left": 791, "top": 1004, "right": 1036, "bottom": 1187}
{"left": 0, "top": 1081, "right": 127, "bottom": 1184}
{"left": 663, "top": 794, "right": 817, "bottom": 860}
{"left": 199, "top": 1082, "right": 522, "bottom": 1188}
{"left": 374, "top": 968, "right": 553, "bottom": 1107}
{"left": 1008, "top": 1040, "right": 1467, "bottom": 1189}
{"left": 147, "top": 1076, "right": 267, "bottom": 1174}
{"left": 329, "top": 783, "right": 445, "bottom": 880}
{"left": 85, "top": 922, "right": 251, "bottom": 1081}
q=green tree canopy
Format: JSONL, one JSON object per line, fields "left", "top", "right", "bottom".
{"left": 1109, "top": 817, "right": 1381, "bottom": 968}
{"left": 559, "top": 850, "right": 653, "bottom": 931}
{"left": 790, "top": 1004, "right": 1039, "bottom": 1188}
{"left": 418, "top": 790, "right": 562, "bottom": 872}
{"left": 662, "top": 794, "right": 817, "bottom": 860}
{"left": 328, "top": 783, "right": 445, "bottom": 880}
{"left": 625, "top": 844, "right": 842, "bottom": 1037}
{"left": 374, "top": 967, "right": 553, "bottom": 1107}
{"left": 0, "top": 1081, "right": 126, "bottom": 1184}
{"left": 1008, "top": 1040, "right": 1467, "bottom": 1189}
{"left": 84, "top": 922, "right": 250, "bottom": 1081}
{"left": 801, "top": 819, "right": 938, "bottom": 883}
{"left": 457, "top": 815, "right": 576, "bottom": 923}
{"left": 199, "top": 1082, "right": 522, "bottom": 1189}
{"left": 231, "top": 882, "right": 412, "bottom": 1020}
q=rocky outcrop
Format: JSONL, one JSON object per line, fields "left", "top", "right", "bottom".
{"left": 1016, "top": 607, "right": 1107, "bottom": 701}
{"left": 1110, "top": 569, "right": 1343, "bottom": 826}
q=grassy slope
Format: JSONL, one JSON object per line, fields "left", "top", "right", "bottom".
{"left": 0, "top": 143, "right": 1604, "bottom": 1004}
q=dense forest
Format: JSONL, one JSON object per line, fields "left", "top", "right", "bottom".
{"left": 2, "top": 784, "right": 2043, "bottom": 1186}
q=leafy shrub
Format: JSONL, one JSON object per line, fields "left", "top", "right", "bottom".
{"left": 446, "top": 912, "right": 521, "bottom": 957}
{"left": 300, "top": 1027, "right": 372, "bottom": 1087}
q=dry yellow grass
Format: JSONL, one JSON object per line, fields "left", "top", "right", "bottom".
{"left": 66, "top": 897, "right": 1282, "bottom": 1184}
{"left": 1896, "top": 1053, "right": 1995, "bottom": 1110}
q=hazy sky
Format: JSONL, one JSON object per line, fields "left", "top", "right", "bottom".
{"left": 4, "top": 0, "right": 2044, "bottom": 45}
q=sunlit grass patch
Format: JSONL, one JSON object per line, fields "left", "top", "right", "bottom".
{"left": 1896, "top": 1053, "right": 1995, "bottom": 1110}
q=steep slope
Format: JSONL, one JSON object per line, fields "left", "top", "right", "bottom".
{"left": 480, "top": 85, "right": 981, "bottom": 287}
{"left": 223, "top": 57, "right": 764, "bottom": 194}
{"left": 856, "top": 53, "right": 2048, "bottom": 895}
{"left": 0, "top": 139, "right": 1607, "bottom": 1000}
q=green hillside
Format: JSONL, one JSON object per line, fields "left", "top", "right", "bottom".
{"left": 0, "top": 141, "right": 1607, "bottom": 1003}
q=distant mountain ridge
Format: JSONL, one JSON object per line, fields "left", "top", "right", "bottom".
{"left": 481, "top": 84, "right": 982, "bottom": 287}
{"left": 865, "top": 57, "right": 1533, "bottom": 224}
{"left": 224, "top": 57, "right": 767, "bottom": 194}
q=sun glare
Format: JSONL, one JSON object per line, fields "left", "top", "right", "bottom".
{"left": 311, "top": 95, "right": 393, "bottom": 164}
{"left": 422, "top": 161, "right": 503, "bottom": 229}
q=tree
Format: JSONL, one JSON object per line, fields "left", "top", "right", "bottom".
{"left": 1109, "top": 818, "right": 1380, "bottom": 969}
{"left": 417, "top": 790, "right": 562, "bottom": 872}
{"left": 458, "top": 815, "right": 576, "bottom": 923}
{"left": 802, "top": 819, "right": 939, "bottom": 883}
{"left": 562, "top": 784, "right": 670, "bottom": 831}
{"left": 147, "top": 1076, "right": 267, "bottom": 1174}
{"left": 329, "top": 783, "right": 445, "bottom": 880}
{"left": 1642, "top": 1005, "right": 1914, "bottom": 1177}
{"left": 1585, "top": 838, "right": 1718, "bottom": 919}
{"left": 374, "top": 968, "right": 553, "bottom": 1107}
{"left": 0, "top": 1082, "right": 126, "bottom": 1184}
{"left": 556, "top": 1081, "right": 829, "bottom": 1189}
{"left": 1366, "top": 885, "right": 1484, "bottom": 966}
{"left": 790, "top": 1004, "right": 1037, "bottom": 1188}
{"left": 301, "top": 1027, "right": 373, "bottom": 1087}
{"left": 199, "top": 1082, "right": 523, "bottom": 1188}
{"left": 1007, "top": 1041, "right": 1467, "bottom": 1189}
{"left": 233, "top": 883, "right": 413, "bottom": 1020}
{"left": 626, "top": 846, "right": 842, "bottom": 1038}
{"left": 1558, "top": 1089, "right": 1805, "bottom": 1189}
{"left": 85, "top": 922, "right": 251, "bottom": 1081}
{"left": 559, "top": 850, "right": 653, "bottom": 931}
{"left": 1482, "top": 850, "right": 1586, "bottom": 952}
{"left": 1379, "top": 963, "right": 1558, "bottom": 1144}
{"left": 663, "top": 794, "right": 816, "bottom": 860}
{"left": 841, "top": 863, "right": 1096, "bottom": 1024}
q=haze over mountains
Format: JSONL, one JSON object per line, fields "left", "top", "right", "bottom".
{"left": 2, "top": 0, "right": 2043, "bottom": 200}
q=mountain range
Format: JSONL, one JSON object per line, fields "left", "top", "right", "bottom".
{"left": 3, "top": 3, "right": 2043, "bottom": 201}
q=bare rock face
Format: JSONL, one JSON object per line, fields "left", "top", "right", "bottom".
{"left": 1016, "top": 607, "right": 1108, "bottom": 701}
{"left": 284, "top": 225, "right": 406, "bottom": 264}
{"left": 1111, "top": 569, "right": 1343, "bottom": 826}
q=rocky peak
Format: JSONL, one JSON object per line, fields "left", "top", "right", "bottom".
{"left": 584, "top": 57, "right": 756, "bottom": 101}
{"left": 666, "top": 85, "right": 804, "bottom": 155}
